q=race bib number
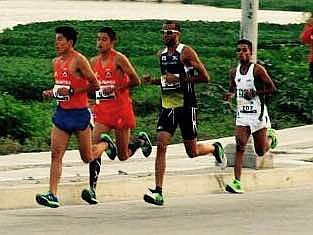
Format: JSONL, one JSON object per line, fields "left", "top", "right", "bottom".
{"left": 96, "top": 84, "right": 116, "bottom": 101}
{"left": 238, "top": 99, "right": 257, "bottom": 114}
{"left": 240, "top": 105, "right": 257, "bottom": 113}
{"left": 53, "top": 84, "right": 70, "bottom": 101}
{"left": 161, "top": 74, "right": 181, "bottom": 91}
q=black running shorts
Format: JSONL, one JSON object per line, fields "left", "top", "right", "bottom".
{"left": 156, "top": 107, "right": 197, "bottom": 140}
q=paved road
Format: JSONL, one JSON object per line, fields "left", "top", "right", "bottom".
{"left": 1, "top": 186, "right": 312, "bottom": 235}
{"left": 0, "top": 0, "right": 306, "bottom": 32}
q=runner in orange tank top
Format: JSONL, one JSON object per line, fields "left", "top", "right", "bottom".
{"left": 36, "top": 26, "right": 100, "bottom": 208}
{"left": 81, "top": 27, "right": 152, "bottom": 204}
{"left": 53, "top": 50, "right": 89, "bottom": 109}
{"left": 92, "top": 49, "right": 134, "bottom": 127}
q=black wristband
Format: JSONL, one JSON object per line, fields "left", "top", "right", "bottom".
{"left": 88, "top": 90, "right": 96, "bottom": 100}
{"left": 69, "top": 87, "right": 74, "bottom": 96}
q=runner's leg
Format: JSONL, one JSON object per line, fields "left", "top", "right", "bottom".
{"left": 252, "top": 127, "right": 269, "bottom": 157}
{"left": 115, "top": 128, "right": 132, "bottom": 161}
{"left": 49, "top": 125, "right": 71, "bottom": 195}
{"left": 155, "top": 131, "right": 171, "bottom": 189}
{"left": 234, "top": 126, "right": 251, "bottom": 180}
{"left": 90, "top": 122, "right": 111, "bottom": 189}
{"left": 76, "top": 126, "right": 94, "bottom": 163}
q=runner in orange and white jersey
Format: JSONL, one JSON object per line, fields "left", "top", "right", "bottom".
{"left": 36, "top": 26, "right": 100, "bottom": 208}
{"left": 81, "top": 27, "right": 152, "bottom": 205}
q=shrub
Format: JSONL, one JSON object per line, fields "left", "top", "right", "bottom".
{"left": 0, "top": 137, "right": 22, "bottom": 155}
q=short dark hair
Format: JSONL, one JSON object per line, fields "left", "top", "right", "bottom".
{"left": 237, "top": 38, "right": 252, "bottom": 52}
{"left": 164, "top": 20, "right": 181, "bottom": 32}
{"left": 55, "top": 26, "right": 78, "bottom": 46}
{"left": 98, "top": 27, "right": 116, "bottom": 41}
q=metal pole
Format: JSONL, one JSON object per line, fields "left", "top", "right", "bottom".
{"left": 241, "top": 0, "right": 259, "bottom": 62}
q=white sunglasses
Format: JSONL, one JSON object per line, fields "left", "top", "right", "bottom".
{"left": 160, "top": 29, "right": 180, "bottom": 35}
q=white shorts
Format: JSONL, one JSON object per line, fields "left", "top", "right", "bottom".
{"left": 236, "top": 112, "right": 271, "bottom": 133}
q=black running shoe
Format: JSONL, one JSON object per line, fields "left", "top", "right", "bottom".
{"left": 100, "top": 133, "right": 117, "bottom": 160}
{"left": 36, "top": 191, "right": 60, "bottom": 208}
{"left": 213, "top": 142, "right": 227, "bottom": 169}
{"left": 143, "top": 188, "right": 164, "bottom": 206}
{"left": 81, "top": 188, "right": 98, "bottom": 205}
{"left": 137, "top": 132, "right": 152, "bottom": 157}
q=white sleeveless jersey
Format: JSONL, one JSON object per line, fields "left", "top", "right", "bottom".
{"left": 235, "top": 63, "right": 267, "bottom": 119}
{"left": 234, "top": 63, "right": 271, "bottom": 132}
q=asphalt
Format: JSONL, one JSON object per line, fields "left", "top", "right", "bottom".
{"left": 0, "top": 125, "right": 312, "bottom": 210}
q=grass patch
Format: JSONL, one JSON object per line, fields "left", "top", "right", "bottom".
{"left": 0, "top": 20, "right": 312, "bottom": 154}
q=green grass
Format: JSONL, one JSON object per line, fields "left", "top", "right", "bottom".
{"left": 0, "top": 20, "right": 312, "bottom": 154}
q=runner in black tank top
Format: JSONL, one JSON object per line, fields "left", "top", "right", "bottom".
{"left": 143, "top": 20, "right": 227, "bottom": 206}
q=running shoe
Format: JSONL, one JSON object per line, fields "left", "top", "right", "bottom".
{"left": 36, "top": 191, "right": 60, "bottom": 208}
{"left": 213, "top": 142, "right": 227, "bottom": 169}
{"left": 225, "top": 179, "right": 245, "bottom": 194}
{"left": 100, "top": 133, "right": 117, "bottom": 160}
{"left": 81, "top": 188, "right": 98, "bottom": 205}
{"left": 137, "top": 132, "right": 152, "bottom": 157}
{"left": 143, "top": 188, "right": 164, "bottom": 206}
{"left": 267, "top": 128, "right": 278, "bottom": 149}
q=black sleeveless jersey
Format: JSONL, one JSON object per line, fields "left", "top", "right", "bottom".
{"left": 159, "top": 43, "right": 197, "bottom": 108}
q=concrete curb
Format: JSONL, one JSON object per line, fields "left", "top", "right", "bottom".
{"left": 2, "top": 165, "right": 313, "bottom": 210}
{"left": 1, "top": 125, "right": 312, "bottom": 210}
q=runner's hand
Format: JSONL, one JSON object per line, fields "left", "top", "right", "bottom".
{"left": 42, "top": 89, "right": 54, "bottom": 98}
{"left": 102, "top": 85, "right": 115, "bottom": 94}
{"left": 57, "top": 87, "right": 70, "bottom": 96}
{"left": 223, "top": 92, "right": 234, "bottom": 101}
{"left": 165, "top": 72, "right": 179, "bottom": 84}
{"left": 142, "top": 74, "right": 152, "bottom": 84}
{"left": 243, "top": 90, "right": 256, "bottom": 100}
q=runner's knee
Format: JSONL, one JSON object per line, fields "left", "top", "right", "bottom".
{"left": 255, "top": 147, "right": 267, "bottom": 157}
{"left": 236, "top": 139, "right": 246, "bottom": 152}
{"left": 81, "top": 154, "right": 93, "bottom": 163}
{"left": 116, "top": 145, "right": 129, "bottom": 161}
{"left": 51, "top": 148, "right": 64, "bottom": 161}
{"left": 186, "top": 149, "right": 196, "bottom": 158}
{"left": 117, "top": 156, "right": 127, "bottom": 161}
{"left": 157, "top": 141, "right": 167, "bottom": 152}
{"left": 117, "top": 152, "right": 128, "bottom": 161}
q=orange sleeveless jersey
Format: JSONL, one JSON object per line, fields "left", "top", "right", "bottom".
{"left": 92, "top": 50, "right": 135, "bottom": 129}
{"left": 53, "top": 51, "right": 89, "bottom": 109}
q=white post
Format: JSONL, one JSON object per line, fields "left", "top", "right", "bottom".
{"left": 241, "top": 0, "right": 259, "bottom": 63}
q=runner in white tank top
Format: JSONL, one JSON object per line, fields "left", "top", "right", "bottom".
{"left": 234, "top": 63, "right": 270, "bottom": 133}
{"left": 224, "top": 39, "right": 278, "bottom": 194}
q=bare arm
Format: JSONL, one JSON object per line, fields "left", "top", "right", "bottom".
{"left": 223, "top": 68, "right": 236, "bottom": 101}
{"left": 42, "top": 59, "right": 56, "bottom": 98}
{"left": 181, "top": 45, "right": 210, "bottom": 83}
{"left": 142, "top": 74, "right": 161, "bottom": 85}
{"left": 116, "top": 53, "right": 141, "bottom": 89}
{"left": 89, "top": 56, "right": 97, "bottom": 69}
{"left": 77, "top": 54, "right": 100, "bottom": 93}
{"left": 253, "top": 64, "right": 277, "bottom": 96}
